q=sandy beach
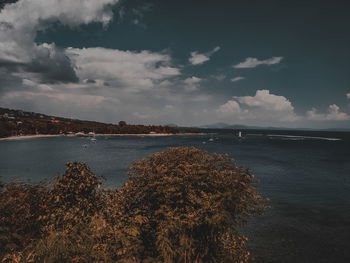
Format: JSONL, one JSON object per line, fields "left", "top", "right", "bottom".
{"left": 0, "top": 134, "right": 63, "bottom": 141}
{"left": 0, "top": 133, "right": 204, "bottom": 141}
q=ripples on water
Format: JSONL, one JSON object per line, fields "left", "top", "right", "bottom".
{"left": 0, "top": 130, "right": 349, "bottom": 262}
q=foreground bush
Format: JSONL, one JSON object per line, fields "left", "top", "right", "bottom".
{"left": 0, "top": 147, "right": 268, "bottom": 262}
{"left": 0, "top": 184, "right": 47, "bottom": 256}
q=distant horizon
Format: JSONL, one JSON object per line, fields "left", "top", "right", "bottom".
{"left": 1, "top": 0, "right": 350, "bottom": 129}
{"left": 2, "top": 106, "right": 350, "bottom": 132}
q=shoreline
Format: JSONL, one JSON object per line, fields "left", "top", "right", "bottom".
{"left": 0, "top": 133, "right": 204, "bottom": 141}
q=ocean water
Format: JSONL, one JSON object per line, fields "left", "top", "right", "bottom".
{"left": 0, "top": 130, "right": 350, "bottom": 262}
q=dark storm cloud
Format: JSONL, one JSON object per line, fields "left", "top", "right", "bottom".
{"left": 0, "top": 68, "right": 24, "bottom": 95}
{"left": 0, "top": 21, "right": 14, "bottom": 30}
{"left": 0, "top": 0, "right": 122, "bottom": 89}
{"left": 25, "top": 48, "right": 79, "bottom": 84}
{"left": 0, "top": 59, "right": 24, "bottom": 72}
{"left": 0, "top": 0, "right": 18, "bottom": 10}
{"left": 0, "top": 46, "right": 78, "bottom": 85}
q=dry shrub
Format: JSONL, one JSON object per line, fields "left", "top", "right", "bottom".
{"left": 117, "top": 147, "right": 268, "bottom": 262}
{"left": 0, "top": 147, "right": 268, "bottom": 263}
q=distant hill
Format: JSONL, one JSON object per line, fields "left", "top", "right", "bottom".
{"left": 0, "top": 107, "right": 185, "bottom": 138}
{"left": 199, "top": 123, "right": 270, "bottom": 129}
{"left": 198, "top": 122, "right": 350, "bottom": 131}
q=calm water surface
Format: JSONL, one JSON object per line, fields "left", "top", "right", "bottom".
{"left": 1, "top": 130, "right": 350, "bottom": 262}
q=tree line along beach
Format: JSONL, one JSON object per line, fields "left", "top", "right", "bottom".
{"left": 0, "top": 107, "right": 202, "bottom": 140}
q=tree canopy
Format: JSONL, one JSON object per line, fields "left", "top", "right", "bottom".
{"left": 0, "top": 147, "right": 268, "bottom": 262}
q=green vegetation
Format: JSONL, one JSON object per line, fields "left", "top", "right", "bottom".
{"left": 0, "top": 147, "right": 268, "bottom": 262}
{"left": 0, "top": 107, "right": 186, "bottom": 138}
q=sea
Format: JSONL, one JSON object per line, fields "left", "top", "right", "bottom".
{"left": 0, "top": 129, "right": 349, "bottom": 263}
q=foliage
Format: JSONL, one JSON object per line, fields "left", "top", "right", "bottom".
{"left": 119, "top": 147, "right": 267, "bottom": 262}
{"left": 0, "top": 147, "right": 268, "bottom": 262}
{"left": 0, "top": 183, "right": 47, "bottom": 256}
{"left": 118, "top": 121, "right": 127, "bottom": 127}
{"left": 0, "top": 107, "right": 184, "bottom": 137}
{"left": 46, "top": 162, "right": 103, "bottom": 229}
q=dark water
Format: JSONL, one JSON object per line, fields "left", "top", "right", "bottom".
{"left": 1, "top": 130, "right": 350, "bottom": 262}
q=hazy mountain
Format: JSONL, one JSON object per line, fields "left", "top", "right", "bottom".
{"left": 199, "top": 123, "right": 266, "bottom": 129}
{"left": 198, "top": 122, "right": 350, "bottom": 131}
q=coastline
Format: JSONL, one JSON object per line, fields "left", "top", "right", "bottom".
{"left": 0, "top": 133, "right": 204, "bottom": 141}
{"left": 0, "top": 134, "right": 63, "bottom": 141}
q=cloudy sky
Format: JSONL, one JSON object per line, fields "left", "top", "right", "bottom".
{"left": 0, "top": 0, "right": 350, "bottom": 128}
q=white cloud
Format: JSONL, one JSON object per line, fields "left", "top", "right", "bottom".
{"left": 2, "top": 91, "right": 119, "bottom": 108}
{"left": 183, "top": 76, "right": 202, "bottom": 91}
{"left": 306, "top": 108, "right": 323, "bottom": 121}
{"left": 234, "top": 89, "right": 294, "bottom": 111}
{"left": 133, "top": 112, "right": 149, "bottom": 119}
{"left": 66, "top": 47, "right": 180, "bottom": 92}
{"left": 183, "top": 76, "right": 201, "bottom": 84}
{"left": 0, "top": 0, "right": 120, "bottom": 65}
{"left": 213, "top": 74, "right": 226, "bottom": 81}
{"left": 217, "top": 90, "right": 298, "bottom": 122}
{"left": 189, "top": 53, "right": 209, "bottom": 65}
{"left": 189, "top": 46, "right": 220, "bottom": 65}
{"left": 212, "top": 46, "right": 220, "bottom": 52}
{"left": 165, "top": 105, "right": 174, "bottom": 109}
{"left": 327, "top": 104, "right": 349, "bottom": 120}
{"left": 233, "top": 57, "right": 283, "bottom": 68}
{"left": 219, "top": 100, "right": 241, "bottom": 113}
{"left": 0, "top": 0, "right": 188, "bottom": 124}
{"left": 306, "top": 104, "right": 350, "bottom": 121}
{"left": 37, "top": 84, "right": 54, "bottom": 92}
{"left": 1, "top": 2, "right": 348, "bottom": 128}
{"left": 231, "top": 76, "right": 245, "bottom": 82}
{"left": 22, "top": 79, "right": 36, "bottom": 87}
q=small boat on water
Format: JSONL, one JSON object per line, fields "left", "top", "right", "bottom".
{"left": 238, "top": 131, "right": 243, "bottom": 140}
{"left": 90, "top": 138, "right": 97, "bottom": 142}
{"left": 208, "top": 134, "right": 215, "bottom": 142}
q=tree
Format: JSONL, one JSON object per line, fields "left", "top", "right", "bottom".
{"left": 118, "top": 147, "right": 268, "bottom": 262}
{"left": 118, "top": 121, "right": 127, "bottom": 127}
{"left": 47, "top": 162, "right": 104, "bottom": 229}
{"left": 0, "top": 148, "right": 267, "bottom": 263}
{"left": 0, "top": 183, "right": 48, "bottom": 257}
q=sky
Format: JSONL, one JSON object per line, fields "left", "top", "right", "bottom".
{"left": 0, "top": 0, "right": 350, "bottom": 128}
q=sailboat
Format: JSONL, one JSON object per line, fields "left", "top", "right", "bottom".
{"left": 89, "top": 130, "right": 97, "bottom": 142}
{"left": 238, "top": 131, "right": 243, "bottom": 140}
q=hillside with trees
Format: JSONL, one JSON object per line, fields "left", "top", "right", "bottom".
{"left": 0, "top": 107, "right": 189, "bottom": 138}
